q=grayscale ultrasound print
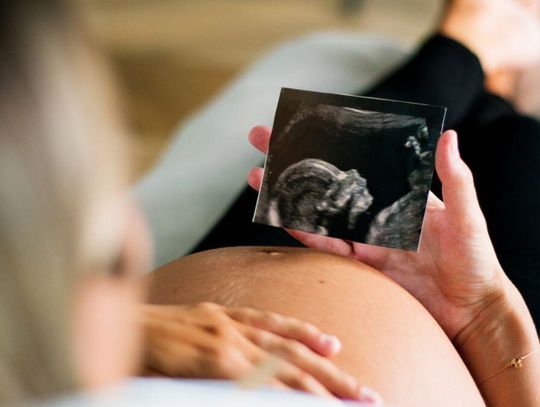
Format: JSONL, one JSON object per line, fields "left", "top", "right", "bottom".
{"left": 253, "top": 88, "right": 446, "bottom": 251}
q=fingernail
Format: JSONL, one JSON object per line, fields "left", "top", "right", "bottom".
{"left": 320, "top": 334, "right": 341, "bottom": 354}
{"left": 359, "top": 386, "right": 384, "bottom": 405}
{"left": 449, "top": 131, "right": 460, "bottom": 159}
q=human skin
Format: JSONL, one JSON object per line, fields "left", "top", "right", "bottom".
{"left": 147, "top": 247, "right": 486, "bottom": 407}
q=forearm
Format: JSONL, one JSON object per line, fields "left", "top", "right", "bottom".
{"left": 456, "top": 281, "right": 540, "bottom": 406}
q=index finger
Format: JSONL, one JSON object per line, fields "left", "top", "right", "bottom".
{"left": 248, "top": 126, "right": 272, "bottom": 154}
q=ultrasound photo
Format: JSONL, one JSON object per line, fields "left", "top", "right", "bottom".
{"left": 253, "top": 88, "right": 447, "bottom": 251}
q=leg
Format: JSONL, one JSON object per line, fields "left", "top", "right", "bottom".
{"left": 196, "top": 3, "right": 540, "bottom": 327}
{"left": 458, "top": 115, "right": 540, "bottom": 322}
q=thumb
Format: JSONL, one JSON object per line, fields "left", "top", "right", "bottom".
{"left": 435, "top": 130, "right": 484, "bottom": 224}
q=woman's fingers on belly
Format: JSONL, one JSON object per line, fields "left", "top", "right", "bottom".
{"left": 225, "top": 307, "right": 341, "bottom": 357}
{"left": 243, "top": 327, "right": 367, "bottom": 401}
{"left": 273, "top": 361, "right": 334, "bottom": 398}
{"left": 238, "top": 339, "right": 333, "bottom": 398}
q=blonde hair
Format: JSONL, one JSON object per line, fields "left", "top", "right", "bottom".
{"left": 0, "top": 1, "right": 127, "bottom": 403}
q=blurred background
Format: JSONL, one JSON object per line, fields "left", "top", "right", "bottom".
{"left": 81, "top": 0, "right": 443, "bottom": 180}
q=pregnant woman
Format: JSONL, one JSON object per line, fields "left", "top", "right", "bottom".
{"left": 2, "top": 0, "right": 539, "bottom": 406}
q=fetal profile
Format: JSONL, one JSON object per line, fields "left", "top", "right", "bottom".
{"left": 253, "top": 88, "right": 446, "bottom": 251}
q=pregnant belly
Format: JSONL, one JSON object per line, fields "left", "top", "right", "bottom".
{"left": 147, "top": 247, "right": 484, "bottom": 407}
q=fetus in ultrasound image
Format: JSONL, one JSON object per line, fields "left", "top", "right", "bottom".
{"left": 253, "top": 88, "right": 446, "bottom": 251}
{"left": 267, "top": 159, "right": 373, "bottom": 236}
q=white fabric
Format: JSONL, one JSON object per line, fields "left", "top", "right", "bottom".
{"left": 44, "top": 378, "right": 394, "bottom": 407}
{"left": 133, "top": 32, "right": 409, "bottom": 268}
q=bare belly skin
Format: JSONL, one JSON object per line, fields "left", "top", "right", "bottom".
{"left": 147, "top": 247, "right": 485, "bottom": 407}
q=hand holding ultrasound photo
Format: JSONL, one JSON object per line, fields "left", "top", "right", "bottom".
{"left": 253, "top": 88, "right": 446, "bottom": 251}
